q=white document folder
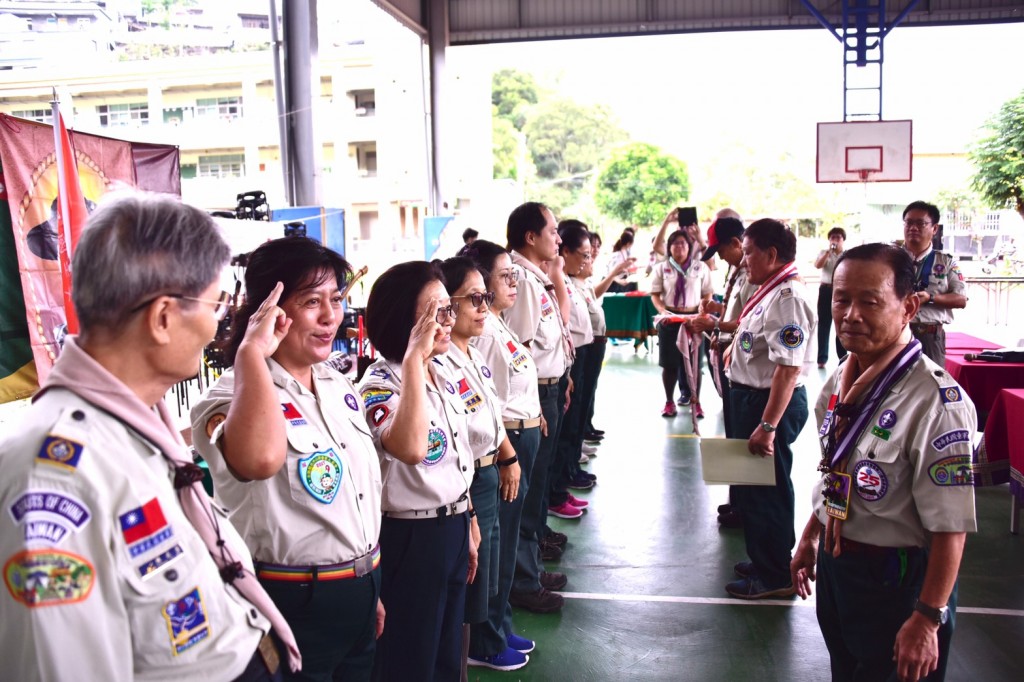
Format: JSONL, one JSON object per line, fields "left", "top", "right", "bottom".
{"left": 700, "top": 437, "right": 777, "bottom": 486}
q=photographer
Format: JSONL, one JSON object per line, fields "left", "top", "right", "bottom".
{"left": 813, "top": 227, "right": 848, "bottom": 369}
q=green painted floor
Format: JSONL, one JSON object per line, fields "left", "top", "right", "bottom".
{"left": 472, "top": 343, "right": 1024, "bottom": 681}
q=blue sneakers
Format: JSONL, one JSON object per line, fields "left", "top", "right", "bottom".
{"left": 467, "top": 647, "right": 529, "bottom": 671}
{"left": 725, "top": 576, "right": 796, "bottom": 600}
{"left": 507, "top": 633, "right": 536, "bottom": 653}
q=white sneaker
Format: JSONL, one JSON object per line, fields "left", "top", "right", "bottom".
{"left": 579, "top": 452, "right": 590, "bottom": 463}
{"left": 581, "top": 443, "right": 598, "bottom": 455}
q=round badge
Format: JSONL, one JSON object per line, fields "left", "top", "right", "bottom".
{"left": 933, "top": 264, "right": 945, "bottom": 275}
{"left": 739, "top": 331, "right": 754, "bottom": 353}
{"left": 481, "top": 365, "right": 492, "bottom": 378}
{"left": 878, "top": 409, "right": 897, "bottom": 429}
{"left": 445, "top": 381, "right": 456, "bottom": 394}
{"left": 778, "top": 324, "right": 804, "bottom": 349}
{"left": 852, "top": 460, "right": 888, "bottom": 501}
{"left": 753, "top": 304, "right": 763, "bottom": 316}
{"left": 424, "top": 428, "right": 448, "bottom": 466}
{"left": 344, "top": 394, "right": 359, "bottom": 411}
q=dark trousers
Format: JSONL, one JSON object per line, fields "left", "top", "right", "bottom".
{"left": 259, "top": 568, "right": 379, "bottom": 682}
{"left": 912, "top": 326, "right": 946, "bottom": 368}
{"left": 817, "top": 285, "right": 847, "bottom": 364}
{"left": 554, "top": 343, "right": 592, "bottom": 490}
{"left": 373, "top": 514, "right": 469, "bottom": 682}
{"left": 464, "top": 465, "right": 499, "bottom": 624}
{"left": 470, "top": 426, "right": 541, "bottom": 657}
{"left": 713, "top": 345, "right": 737, "bottom": 509}
{"left": 816, "top": 538, "right": 957, "bottom": 681}
{"left": 513, "top": 379, "right": 565, "bottom": 593}
{"left": 584, "top": 337, "right": 608, "bottom": 433}
{"left": 234, "top": 640, "right": 286, "bottom": 682}
{"left": 730, "top": 384, "right": 808, "bottom": 589}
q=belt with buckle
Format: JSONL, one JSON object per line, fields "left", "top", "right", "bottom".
{"left": 911, "top": 323, "right": 941, "bottom": 335}
{"left": 475, "top": 449, "right": 500, "bottom": 469}
{"left": 503, "top": 417, "right": 542, "bottom": 429}
{"left": 838, "top": 537, "right": 922, "bottom": 558}
{"left": 255, "top": 544, "right": 381, "bottom": 582}
{"left": 382, "top": 497, "right": 469, "bottom": 520}
{"left": 538, "top": 376, "right": 560, "bottom": 385}
{"left": 730, "top": 381, "right": 769, "bottom": 393}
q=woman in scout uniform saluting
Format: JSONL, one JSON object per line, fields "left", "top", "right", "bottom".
{"left": 438, "top": 257, "right": 527, "bottom": 673}
{"left": 191, "top": 237, "right": 382, "bottom": 680}
{"left": 358, "top": 261, "right": 478, "bottom": 681}
{"left": 462, "top": 239, "right": 547, "bottom": 668}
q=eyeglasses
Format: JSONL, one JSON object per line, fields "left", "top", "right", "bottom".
{"left": 130, "top": 291, "right": 231, "bottom": 321}
{"left": 903, "top": 219, "right": 933, "bottom": 229}
{"left": 499, "top": 269, "right": 519, "bottom": 286}
{"left": 452, "top": 291, "right": 495, "bottom": 309}
{"left": 575, "top": 251, "right": 593, "bottom": 261}
{"left": 435, "top": 301, "right": 460, "bottom": 323}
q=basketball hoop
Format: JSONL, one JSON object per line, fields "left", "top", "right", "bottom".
{"left": 857, "top": 169, "right": 873, "bottom": 182}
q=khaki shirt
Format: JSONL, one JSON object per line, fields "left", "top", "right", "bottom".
{"left": 817, "top": 250, "right": 840, "bottom": 285}
{"left": 720, "top": 267, "right": 759, "bottom": 346}
{"left": 358, "top": 357, "right": 473, "bottom": 513}
{"left": 727, "top": 277, "right": 817, "bottom": 389}
{"left": 812, "top": 355, "right": 978, "bottom": 547}
{"left": 471, "top": 314, "right": 541, "bottom": 422}
{"left": 650, "top": 258, "right": 713, "bottom": 311}
{"left": 502, "top": 263, "right": 566, "bottom": 380}
{"left": 445, "top": 344, "right": 507, "bottom": 459}
{"left": 563, "top": 274, "right": 595, "bottom": 348}
{"left": 0, "top": 389, "right": 266, "bottom": 681}
{"left": 906, "top": 247, "right": 966, "bottom": 326}
{"left": 573, "top": 277, "right": 607, "bottom": 337}
{"left": 190, "top": 360, "right": 382, "bottom": 565}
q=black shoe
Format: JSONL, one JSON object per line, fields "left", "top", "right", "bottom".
{"left": 583, "top": 431, "right": 605, "bottom": 442}
{"left": 566, "top": 473, "right": 595, "bottom": 490}
{"left": 588, "top": 428, "right": 605, "bottom": 437}
{"left": 544, "top": 531, "right": 568, "bottom": 548}
{"left": 733, "top": 561, "right": 754, "bottom": 579}
{"left": 540, "top": 571, "right": 568, "bottom": 591}
{"left": 717, "top": 503, "right": 732, "bottom": 515}
{"left": 539, "top": 541, "right": 563, "bottom": 562}
{"left": 509, "top": 588, "right": 564, "bottom": 614}
{"left": 718, "top": 511, "right": 743, "bottom": 529}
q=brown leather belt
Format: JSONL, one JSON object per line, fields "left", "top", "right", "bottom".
{"left": 911, "top": 323, "right": 941, "bottom": 335}
{"left": 538, "top": 376, "right": 560, "bottom": 385}
{"left": 504, "top": 417, "right": 542, "bottom": 429}
{"left": 838, "top": 537, "right": 922, "bottom": 558}
{"left": 475, "top": 449, "right": 500, "bottom": 469}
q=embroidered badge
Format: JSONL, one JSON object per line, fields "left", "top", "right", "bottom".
{"left": 162, "top": 587, "right": 210, "bottom": 655}
{"left": 138, "top": 545, "right": 184, "bottom": 579}
{"left": 939, "top": 386, "right": 962, "bottom": 405}
{"left": 298, "top": 449, "right": 343, "bottom": 504}
{"left": 9, "top": 491, "right": 91, "bottom": 546}
{"left": 739, "top": 331, "right": 754, "bottom": 353}
{"left": 779, "top": 324, "right": 805, "bottom": 349}
{"left": 870, "top": 426, "right": 891, "bottom": 441}
{"left": 458, "top": 378, "right": 483, "bottom": 411}
{"left": 481, "top": 365, "right": 492, "bottom": 379}
{"left": 425, "top": 428, "right": 448, "bottom": 466}
{"left": 540, "top": 293, "right": 554, "bottom": 318}
{"left": 119, "top": 498, "right": 175, "bottom": 559}
{"left": 3, "top": 549, "right": 95, "bottom": 607}
{"left": 852, "top": 460, "right": 889, "bottom": 501}
{"left": 36, "top": 436, "right": 84, "bottom": 471}
{"left": 370, "top": 404, "right": 390, "bottom": 427}
{"left": 929, "top": 455, "right": 974, "bottom": 486}
{"left": 933, "top": 263, "right": 946, "bottom": 276}
{"left": 344, "top": 394, "right": 359, "bottom": 411}
{"left": 823, "top": 472, "right": 852, "bottom": 520}
{"left": 361, "top": 388, "right": 394, "bottom": 407}
{"left": 506, "top": 340, "right": 528, "bottom": 369}
{"left": 369, "top": 367, "right": 391, "bottom": 379}
{"left": 932, "top": 429, "right": 971, "bottom": 451}
{"left": 281, "top": 403, "right": 307, "bottom": 426}
{"left": 753, "top": 304, "right": 763, "bottom": 316}
{"left": 444, "top": 381, "right": 456, "bottom": 394}
{"left": 878, "top": 409, "right": 898, "bottom": 429}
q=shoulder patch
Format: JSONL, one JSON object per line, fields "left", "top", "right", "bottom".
{"left": 932, "top": 429, "right": 971, "bottom": 451}
{"left": 779, "top": 324, "right": 805, "bottom": 349}
{"left": 36, "top": 436, "right": 84, "bottom": 471}
{"left": 4, "top": 549, "right": 95, "bottom": 607}
{"left": 9, "top": 491, "right": 92, "bottom": 546}
{"left": 939, "top": 386, "right": 963, "bottom": 406}
{"left": 929, "top": 455, "right": 974, "bottom": 486}
{"left": 361, "top": 388, "right": 395, "bottom": 407}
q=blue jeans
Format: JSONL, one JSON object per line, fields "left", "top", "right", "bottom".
{"left": 469, "top": 426, "right": 540, "bottom": 657}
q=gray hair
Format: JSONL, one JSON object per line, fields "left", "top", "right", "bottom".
{"left": 71, "top": 194, "right": 230, "bottom": 331}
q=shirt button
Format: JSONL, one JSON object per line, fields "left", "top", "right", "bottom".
{"left": 71, "top": 410, "right": 85, "bottom": 421}
{"left": 868, "top": 452, "right": 876, "bottom": 460}
{"left": 454, "top": 432, "right": 459, "bottom": 437}
{"left": 359, "top": 493, "right": 364, "bottom": 499}
{"left": 462, "top": 465, "right": 468, "bottom": 471}
{"left": 312, "top": 442, "right": 319, "bottom": 448}
{"left": 341, "top": 443, "right": 347, "bottom": 449}
{"left": 164, "top": 569, "right": 178, "bottom": 582}
{"left": 250, "top": 608, "right": 258, "bottom": 619}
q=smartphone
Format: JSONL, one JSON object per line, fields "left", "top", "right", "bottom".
{"left": 677, "top": 206, "right": 698, "bottom": 227}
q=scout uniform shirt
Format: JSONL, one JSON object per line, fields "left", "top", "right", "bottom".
{"left": 502, "top": 260, "right": 567, "bottom": 380}
{"left": 563, "top": 273, "right": 595, "bottom": 348}
{"left": 727, "top": 274, "right": 817, "bottom": 389}
{"left": 720, "top": 267, "right": 759, "bottom": 347}
{"left": 0, "top": 389, "right": 267, "bottom": 681}
{"left": 812, "top": 356, "right": 978, "bottom": 547}
{"left": 445, "top": 344, "right": 507, "bottom": 459}
{"left": 650, "top": 257, "right": 714, "bottom": 311}
{"left": 358, "top": 357, "right": 473, "bottom": 513}
{"left": 472, "top": 314, "right": 541, "bottom": 422}
{"left": 817, "top": 249, "right": 840, "bottom": 285}
{"left": 190, "top": 359, "right": 382, "bottom": 566}
{"left": 573, "top": 277, "right": 607, "bottom": 337}
{"left": 905, "top": 246, "right": 966, "bottom": 326}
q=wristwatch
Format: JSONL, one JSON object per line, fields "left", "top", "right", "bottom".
{"left": 913, "top": 599, "right": 949, "bottom": 625}
{"left": 760, "top": 421, "right": 776, "bottom": 433}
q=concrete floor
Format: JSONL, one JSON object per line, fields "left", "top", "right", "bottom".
{"left": 472, "top": 342, "right": 1024, "bottom": 682}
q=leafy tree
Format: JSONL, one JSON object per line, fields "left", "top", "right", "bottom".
{"left": 594, "top": 143, "right": 689, "bottom": 227}
{"left": 492, "top": 69, "right": 539, "bottom": 130}
{"left": 492, "top": 110, "right": 521, "bottom": 180}
{"left": 970, "top": 89, "right": 1024, "bottom": 219}
{"left": 522, "top": 98, "right": 627, "bottom": 181}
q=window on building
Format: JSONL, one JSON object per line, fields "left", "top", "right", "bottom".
{"left": 197, "top": 154, "right": 244, "bottom": 178}
{"left": 98, "top": 103, "right": 149, "bottom": 127}
{"left": 196, "top": 97, "right": 243, "bottom": 119}
{"left": 12, "top": 108, "right": 53, "bottom": 124}
{"left": 355, "top": 147, "right": 377, "bottom": 177}
{"left": 359, "top": 211, "right": 378, "bottom": 240}
{"left": 352, "top": 90, "right": 375, "bottom": 116}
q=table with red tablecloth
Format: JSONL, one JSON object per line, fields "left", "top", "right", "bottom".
{"left": 978, "top": 388, "right": 1024, "bottom": 532}
{"left": 944, "top": 336, "right": 1024, "bottom": 421}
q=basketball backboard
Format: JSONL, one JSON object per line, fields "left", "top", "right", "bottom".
{"left": 816, "top": 120, "right": 913, "bottom": 183}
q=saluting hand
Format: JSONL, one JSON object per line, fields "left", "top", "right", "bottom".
{"left": 239, "top": 282, "right": 291, "bottom": 358}
{"left": 407, "top": 297, "right": 444, "bottom": 364}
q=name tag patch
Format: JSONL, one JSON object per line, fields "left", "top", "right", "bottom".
{"left": 458, "top": 377, "right": 483, "bottom": 411}
{"left": 163, "top": 587, "right": 211, "bottom": 655}
{"left": 932, "top": 429, "right": 970, "bottom": 451}
{"left": 929, "top": 455, "right": 974, "bottom": 486}
{"left": 506, "top": 340, "right": 529, "bottom": 369}
{"left": 9, "top": 490, "right": 91, "bottom": 546}
{"left": 540, "top": 293, "right": 555, "bottom": 318}
{"left": 3, "top": 549, "right": 95, "bottom": 607}
{"left": 298, "top": 449, "right": 344, "bottom": 504}
{"left": 36, "top": 436, "right": 84, "bottom": 471}
{"left": 852, "top": 460, "right": 889, "bottom": 501}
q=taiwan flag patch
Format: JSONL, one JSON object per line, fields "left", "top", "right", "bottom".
{"left": 119, "top": 498, "right": 169, "bottom": 547}
{"left": 282, "top": 403, "right": 307, "bottom": 426}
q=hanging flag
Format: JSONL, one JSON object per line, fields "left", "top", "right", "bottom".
{"left": 51, "top": 98, "right": 88, "bottom": 335}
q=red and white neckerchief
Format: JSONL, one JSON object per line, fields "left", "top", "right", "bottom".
{"left": 738, "top": 262, "right": 799, "bottom": 322}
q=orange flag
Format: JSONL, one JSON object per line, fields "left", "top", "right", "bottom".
{"left": 51, "top": 100, "right": 88, "bottom": 334}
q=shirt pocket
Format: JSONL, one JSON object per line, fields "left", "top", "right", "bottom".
{"left": 285, "top": 425, "right": 345, "bottom": 509}
{"left": 849, "top": 441, "right": 904, "bottom": 507}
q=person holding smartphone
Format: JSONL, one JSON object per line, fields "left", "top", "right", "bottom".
{"left": 813, "top": 227, "right": 848, "bottom": 369}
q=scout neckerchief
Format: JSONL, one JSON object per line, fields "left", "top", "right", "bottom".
{"left": 509, "top": 250, "right": 576, "bottom": 366}
{"left": 39, "top": 337, "right": 302, "bottom": 672}
{"left": 667, "top": 253, "right": 693, "bottom": 307}
{"left": 707, "top": 264, "right": 746, "bottom": 399}
{"left": 674, "top": 322, "right": 703, "bottom": 435}
{"left": 911, "top": 248, "right": 937, "bottom": 290}
{"left": 738, "top": 262, "right": 799, "bottom": 323}
{"left": 818, "top": 336, "right": 921, "bottom": 557}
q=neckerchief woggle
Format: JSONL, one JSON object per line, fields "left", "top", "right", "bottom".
{"left": 738, "top": 262, "right": 799, "bottom": 322}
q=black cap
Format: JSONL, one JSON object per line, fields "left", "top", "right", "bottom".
{"left": 702, "top": 218, "right": 745, "bottom": 261}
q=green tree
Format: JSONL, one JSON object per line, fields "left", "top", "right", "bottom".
{"left": 522, "top": 98, "right": 627, "bottom": 181}
{"left": 970, "top": 89, "right": 1024, "bottom": 219}
{"left": 492, "top": 109, "right": 521, "bottom": 180}
{"left": 594, "top": 143, "right": 689, "bottom": 227}
{"left": 492, "top": 69, "right": 539, "bottom": 130}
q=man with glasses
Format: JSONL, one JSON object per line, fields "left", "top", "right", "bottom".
{"left": 900, "top": 201, "right": 967, "bottom": 366}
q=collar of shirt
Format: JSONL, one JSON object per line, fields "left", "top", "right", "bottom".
{"left": 905, "top": 244, "right": 934, "bottom": 265}
{"left": 267, "top": 357, "right": 336, "bottom": 393}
